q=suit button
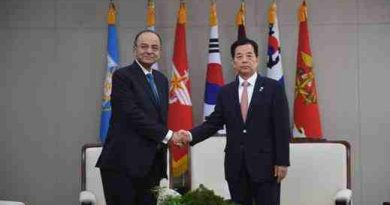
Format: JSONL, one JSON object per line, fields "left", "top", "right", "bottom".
{"left": 242, "top": 129, "right": 247, "bottom": 134}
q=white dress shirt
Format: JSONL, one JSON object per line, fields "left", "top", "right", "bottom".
{"left": 238, "top": 73, "right": 258, "bottom": 106}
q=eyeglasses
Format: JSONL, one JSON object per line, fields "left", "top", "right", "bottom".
{"left": 136, "top": 44, "right": 160, "bottom": 52}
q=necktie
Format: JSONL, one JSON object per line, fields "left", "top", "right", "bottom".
{"left": 146, "top": 73, "right": 160, "bottom": 104}
{"left": 240, "top": 80, "right": 249, "bottom": 122}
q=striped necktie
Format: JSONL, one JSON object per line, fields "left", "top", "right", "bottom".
{"left": 146, "top": 73, "right": 160, "bottom": 104}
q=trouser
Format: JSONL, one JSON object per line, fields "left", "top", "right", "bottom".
{"left": 100, "top": 152, "right": 165, "bottom": 205}
{"left": 227, "top": 164, "right": 280, "bottom": 205}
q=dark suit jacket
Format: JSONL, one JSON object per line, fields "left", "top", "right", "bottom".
{"left": 190, "top": 74, "right": 290, "bottom": 182}
{"left": 96, "top": 61, "right": 169, "bottom": 178}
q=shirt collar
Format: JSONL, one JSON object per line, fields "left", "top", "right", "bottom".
{"left": 238, "top": 73, "right": 257, "bottom": 86}
{"left": 136, "top": 59, "right": 153, "bottom": 75}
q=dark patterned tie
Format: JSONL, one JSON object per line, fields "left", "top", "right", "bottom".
{"left": 146, "top": 73, "right": 160, "bottom": 104}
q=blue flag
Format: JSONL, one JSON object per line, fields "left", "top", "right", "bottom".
{"left": 100, "top": 3, "right": 119, "bottom": 143}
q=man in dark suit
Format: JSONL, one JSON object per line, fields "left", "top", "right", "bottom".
{"left": 96, "top": 30, "right": 183, "bottom": 205}
{"left": 179, "top": 38, "right": 291, "bottom": 205}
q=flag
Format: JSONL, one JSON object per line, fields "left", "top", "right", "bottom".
{"left": 146, "top": 0, "right": 156, "bottom": 31}
{"left": 293, "top": 0, "right": 323, "bottom": 139}
{"left": 266, "top": 1, "right": 285, "bottom": 86}
{"left": 203, "top": 1, "right": 224, "bottom": 123}
{"left": 99, "top": 2, "right": 120, "bottom": 143}
{"left": 147, "top": 0, "right": 159, "bottom": 70}
{"left": 168, "top": 1, "right": 193, "bottom": 179}
{"left": 236, "top": 0, "right": 246, "bottom": 40}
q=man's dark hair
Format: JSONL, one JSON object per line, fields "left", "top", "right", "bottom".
{"left": 230, "top": 38, "right": 258, "bottom": 58}
{"left": 133, "top": 30, "right": 162, "bottom": 48}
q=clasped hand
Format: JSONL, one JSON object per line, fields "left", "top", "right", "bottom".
{"left": 170, "top": 130, "right": 190, "bottom": 148}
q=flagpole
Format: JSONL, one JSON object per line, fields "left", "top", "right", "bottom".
{"left": 181, "top": 0, "right": 190, "bottom": 193}
{"left": 179, "top": 0, "right": 187, "bottom": 192}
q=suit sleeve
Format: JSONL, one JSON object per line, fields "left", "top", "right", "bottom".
{"left": 190, "top": 90, "right": 225, "bottom": 145}
{"left": 111, "top": 70, "right": 168, "bottom": 143}
{"left": 272, "top": 83, "right": 291, "bottom": 166}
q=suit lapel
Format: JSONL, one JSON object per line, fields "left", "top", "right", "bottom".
{"left": 246, "top": 74, "right": 265, "bottom": 123}
{"left": 154, "top": 73, "right": 167, "bottom": 119}
{"left": 233, "top": 78, "right": 245, "bottom": 126}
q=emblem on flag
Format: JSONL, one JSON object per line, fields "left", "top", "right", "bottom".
{"left": 169, "top": 66, "right": 191, "bottom": 106}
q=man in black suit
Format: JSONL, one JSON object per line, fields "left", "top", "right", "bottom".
{"left": 179, "top": 38, "right": 291, "bottom": 205}
{"left": 96, "top": 30, "right": 183, "bottom": 205}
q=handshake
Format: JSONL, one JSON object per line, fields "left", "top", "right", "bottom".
{"left": 170, "top": 130, "right": 191, "bottom": 148}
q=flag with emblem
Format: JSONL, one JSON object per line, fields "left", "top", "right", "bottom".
{"left": 266, "top": 1, "right": 285, "bottom": 86}
{"left": 100, "top": 2, "right": 120, "bottom": 143}
{"left": 203, "top": 1, "right": 224, "bottom": 125}
{"left": 168, "top": 0, "right": 193, "bottom": 185}
{"left": 236, "top": 0, "right": 246, "bottom": 40}
{"left": 146, "top": 0, "right": 159, "bottom": 70}
{"left": 293, "top": 0, "right": 323, "bottom": 139}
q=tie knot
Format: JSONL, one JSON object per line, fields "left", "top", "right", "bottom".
{"left": 146, "top": 73, "right": 153, "bottom": 80}
{"left": 242, "top": 80, "right": 249, "bottom": 87}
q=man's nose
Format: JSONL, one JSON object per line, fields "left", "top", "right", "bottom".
{"left": 146, "top": 47, "right": 154, "bottom": 53}
{"left": 241, "top": 56, "right": 249, "bottom": 62}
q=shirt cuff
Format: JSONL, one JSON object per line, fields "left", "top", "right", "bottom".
{"left": 187, "top": 131, "right": 193, "bottom": 142}
{"left": 162, "top": 130, "right": 173, "bottom": 144}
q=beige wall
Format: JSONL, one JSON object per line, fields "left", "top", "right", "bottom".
{"left": 1, "top": 0, "right": 390, "bottom": 204}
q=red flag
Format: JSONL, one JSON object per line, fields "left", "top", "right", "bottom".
{"left": 293, "top": 1, "right": 323, "bottom": 139}
{"left": 168, "top": 1, "right": 193, "bottom": 178}
{"left": 236, "top": 0, "right": 246, "bottom": 40}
